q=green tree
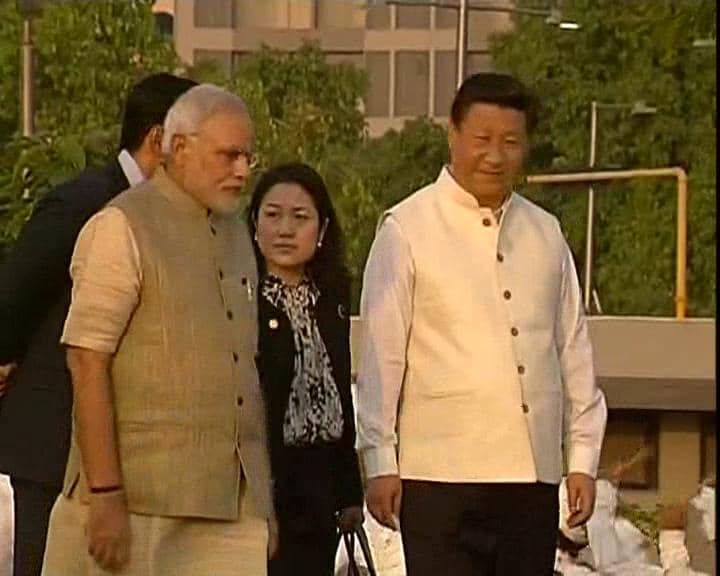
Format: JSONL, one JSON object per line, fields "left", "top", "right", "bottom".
{"left": 228, "top": 44, "right": 367, "bottom": 168}
{"left": 34, "top": 0, "right": 177, "bottom": 136}
{"left": 491, "top": 0, "right": 716, "bottom": 316}
{"left": 0, "top": 0, "right": 179, "bottom": 253}
{"left": 0, "top": 0, "right": 22, "bottom": 142}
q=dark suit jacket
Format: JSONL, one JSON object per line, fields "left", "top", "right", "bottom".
{"left": 256, "top": 284, "right": 363, "bottom": 518}
{"left": 0, "top": 160, "right": 129, "bottom": 485}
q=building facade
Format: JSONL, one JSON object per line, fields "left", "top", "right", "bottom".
{"left": 173, "top": 0, "right": 513, "bottom": 135}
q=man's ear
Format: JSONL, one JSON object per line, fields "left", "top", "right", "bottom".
{"left": 148, "top": 125, "right": 163, "bottom": 154}
{"left": 447, "top": 121, "right": 459, "bottom": 160}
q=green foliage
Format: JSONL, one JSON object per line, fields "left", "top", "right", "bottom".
{"left": 0, "top": 0, "right": 178, "bottom": 254}
{"left": 34, "top": 0, "right": 177, "bottom": 135}
{"left": 0, "top": 130, "right": 116, "bottom": 252}
{"left": 617, "top": 500, "right": 660, "bottom": 548}
{"left": 0, "top": 1, "right": 21, "bottom": 142}
{"left": 224, "top": 43, "right": 367, "bottom": 175}
{"left": 0, "top": 0, "right": 714, "bottom": 317}
{"left": 491, "top": 0, "right": 716, "bottom": 316}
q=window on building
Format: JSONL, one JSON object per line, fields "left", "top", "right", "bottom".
{"left": 366, "top": 2, "right": 390, "bottom": 29}
{"left": 365, "top": 51, "right": 390, "bottom": 117}
{"left": 233, "top": 0, "right": 312, "bottom": 29}
{"left": 396, "top": 5, "right": 430, "bottom": 29}
{"left": 434, "top": 51, "right": 457, "bottom": 117}
{"left": 395, "top": 51, "right": 429, "bottom": 117}
{"left": 194, "top": 0, "right": 233, "bottom": 28}
{"left": 467, "top": 52, "right": 493, "bottom": 75}
{"left": 193, "top": 49, "right": 232, "bottom": 76}
{"left": 597, "top": 410, "right": 659, "bottom": 489}
{"left": 467, "top": 10, "right": 513, "bottom": 50}
{"left": 435, "top": 6, "right": 458, "bottom": 29}
{"left": 317, "top": 0, "right": 363, "bottom": 28}
{"left": 326, "top": 52, "right": 364, "bottom": 68}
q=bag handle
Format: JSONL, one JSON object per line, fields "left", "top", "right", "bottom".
{"left": 342, "top": 525, "right": 377, "bottom": 576}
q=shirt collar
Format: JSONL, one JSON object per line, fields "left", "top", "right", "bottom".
{"left": 437, "top": 165, "right": 515, "bottom": 221}
{"left": 117, "top": 149, "right": 145, "bottom": 187}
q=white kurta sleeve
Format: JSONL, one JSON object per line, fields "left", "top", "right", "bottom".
{"left": 356, "top": 215, "right": 415, "bottom": 478}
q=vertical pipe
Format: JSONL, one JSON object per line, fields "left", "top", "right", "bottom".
{"left": 456, "top": 0, "right": 468, "bottom": 88}
{"left": 584, "top": 101, "right": 598, "bottom": 312}
{"left": 675, "top": 170, "right": 688, "bottom": 319}
{"left": 21, "top": 17, "right": 34, "bottom": 138}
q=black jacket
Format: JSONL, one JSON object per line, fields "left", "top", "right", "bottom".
{"left": 0, "top": 160, "right": 129, "bottom": 485}
{"left": 256, "top": 285, "right": 363, "bottom": 517}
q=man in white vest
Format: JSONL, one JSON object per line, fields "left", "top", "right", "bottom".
{"left": 42, "top": 84, "right": 274, "bottom": 575}
{"left": 356, "top": 73, "right": 607, "bottom": 575}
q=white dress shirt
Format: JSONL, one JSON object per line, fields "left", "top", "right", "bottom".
{"left": 117, "top": 148, "right": 145, "bottom": 187}
{"left": 356, "top": 167, "right": 607, "bottom": 484}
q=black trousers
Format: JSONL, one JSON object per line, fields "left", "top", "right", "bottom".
{"left": 400, "top": 480, "right": 559, "bottom": 576}
{"left": 10, "top": 476, "right": 61, "bottom": 576}
{"left": 268, "top": 446, "right": 339, "bottom": 576}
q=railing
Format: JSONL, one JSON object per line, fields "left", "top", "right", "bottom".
{"left": 526, "top": 167, "right": 689, "bottom": 319}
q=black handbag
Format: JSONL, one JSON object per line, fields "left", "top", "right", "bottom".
{"left": 340, "top": 525, "right": 378, "bottom": 576}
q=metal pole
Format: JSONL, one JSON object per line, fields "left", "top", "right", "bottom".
{"left": 676, "top": 171, "right": 688, "bottom": 319}
{"left": 584, "top": 101, "right": 598, "bottom": 312}
{"left": 21, "top": 17, "right": 34, "bottom": 137}
{"left": 456, "top": 0, "right": 468, "bottom": 88}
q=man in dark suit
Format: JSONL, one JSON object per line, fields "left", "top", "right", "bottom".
{"left": 0, "top": 73, "right": 197, "bottom": 576}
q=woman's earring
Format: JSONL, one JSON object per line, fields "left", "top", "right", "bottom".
{"left": 317, "top": 219, "right": 328, "bottom": 249}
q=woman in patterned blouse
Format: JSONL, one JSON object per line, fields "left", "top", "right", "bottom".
{"left": 248, "top": 163, "right": 364, "bottom": 576}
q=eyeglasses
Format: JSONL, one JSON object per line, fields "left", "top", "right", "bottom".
{"left": 238, "top": 150, "right": 259, "bottom": 170}
{"left": 181, "top": 132, "right": 259, "bottom": 170}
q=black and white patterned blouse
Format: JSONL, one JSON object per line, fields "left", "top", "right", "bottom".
{"left": 261, "top": 275, "right": 344, "bottom": 446}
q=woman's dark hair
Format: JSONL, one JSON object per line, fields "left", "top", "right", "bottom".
{"left": 247, "top": 162, "right": 351, "bottom": 304}
{"left": 450, "top": 72, "right": 538, "bottom": 133}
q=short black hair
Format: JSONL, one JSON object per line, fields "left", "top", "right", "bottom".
{"left": 247, "top": 162, "right": 351, "bottom": 305}
{"left": 119, "top": 73, "right": 197, "bottom": 153}
{"left": 450, "top": 72, "right": 538, "bottom": 133}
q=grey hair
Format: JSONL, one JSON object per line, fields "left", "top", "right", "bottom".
{"left": 161, "top": 83, "right": 249, "bottom": 154}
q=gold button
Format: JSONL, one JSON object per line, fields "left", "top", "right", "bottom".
{"left": 522, "top": 403, "right": 529, "bottom": 414}
{"left": 269, "top": 319, "right": 279, "bottom": 330}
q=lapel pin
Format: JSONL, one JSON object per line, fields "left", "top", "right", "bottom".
{"left": 269, "top": 319, "right": 279, "bottom": 330}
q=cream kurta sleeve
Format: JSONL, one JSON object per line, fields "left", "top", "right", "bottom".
{"left": 61, "top": 207, "right": 142, "bottom": 353}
